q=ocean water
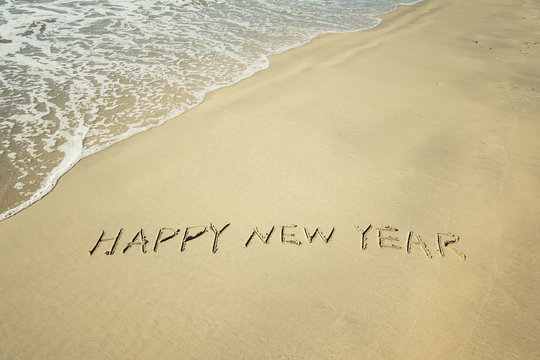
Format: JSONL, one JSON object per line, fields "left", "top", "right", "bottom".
{"left": 0, "top": 0, "right": 419, "bottom": 220}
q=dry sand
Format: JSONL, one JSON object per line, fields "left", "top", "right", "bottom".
{"left": 1, "top": 0, "right": 539, "bottom": 358}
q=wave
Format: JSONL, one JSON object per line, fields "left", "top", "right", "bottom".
{"left": 0, "top": 0, "right": 421, "bottom": 221}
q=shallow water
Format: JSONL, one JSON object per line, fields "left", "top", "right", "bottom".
{"left": 0, "top": 0, "right": 420, "bottom": 220}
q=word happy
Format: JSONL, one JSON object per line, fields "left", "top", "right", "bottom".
{"left": 89, "top": 223, "right": 467, "bottom": 260}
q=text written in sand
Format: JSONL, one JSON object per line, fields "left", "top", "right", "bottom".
{"left": 89, "top": 223, "right": 466, "bottom": 260}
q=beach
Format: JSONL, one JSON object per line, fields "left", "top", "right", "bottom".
{"left": 1, "top": 0, "right": 539, "bottom": 358}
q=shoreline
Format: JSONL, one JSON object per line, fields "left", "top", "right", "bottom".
{"left": 0, "top": 0, "right": 421, "bottom": 222}
{"left": 1, "top": 0, "right": 539, "bottom": 358}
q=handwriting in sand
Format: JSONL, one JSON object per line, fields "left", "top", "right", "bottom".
{"left": 89, "top": 223, "right": 466, "bottom": 260}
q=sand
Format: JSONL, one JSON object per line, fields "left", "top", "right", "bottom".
{"left": 1, "top": 0, "right": 539, "bottom": 358}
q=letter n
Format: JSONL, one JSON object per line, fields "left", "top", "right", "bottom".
{"left": 245, "top": 226, "right": 274, "bottom": 247}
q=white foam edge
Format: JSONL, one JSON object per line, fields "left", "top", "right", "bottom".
{"left": 0, "top": 126, "right": 88, "bottom": 221}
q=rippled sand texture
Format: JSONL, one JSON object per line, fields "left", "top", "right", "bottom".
{"left": 1, "top": 0, "right": 539, "bottom": 358}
